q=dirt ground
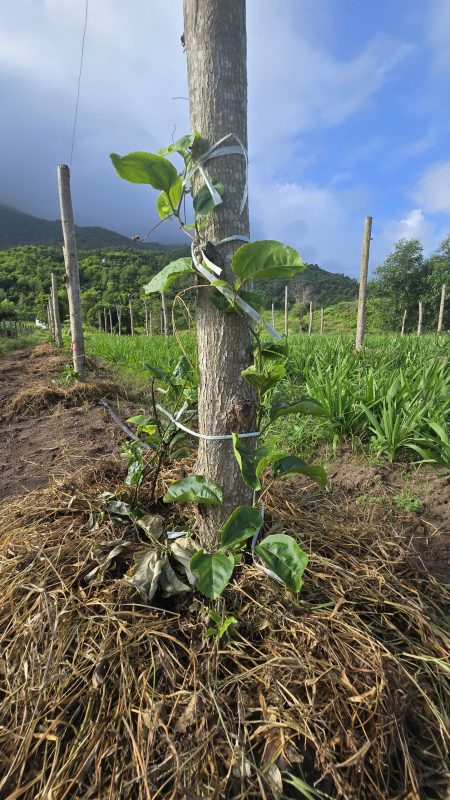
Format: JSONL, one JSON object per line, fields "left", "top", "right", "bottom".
{"left": 0, "top": 344, "right": 137, "bottom": 503}
{"left": 0, "top": 343, "right": 448, "bottom": 581}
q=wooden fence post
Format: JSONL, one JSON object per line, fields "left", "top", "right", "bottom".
{"left": 308, "top": 301, "right": 313, "bottom": 336}
{"left": 116, "top": 305, "right": 122, "bottom": 336}
{"left": 437, "top": 284, "right": 446, "bottom": 334}
{"left": 161, "top": 292, "right": 169, "bottom": 336}
{"left": 47, "top": 297, "right": 55, "bottom": 340}
{"left": 129, "top": 298, "right": 135, "bottom": 336}
{"left": 401, "top": 309, "right": 407, "bottom": 336}
{"left": 57, "top": 164, "right": 86, "bottom": 379}
{"left": 320, "top": 307, "right": 324, "bottom": 335}
{"left": 284, "top": 285, "right": 288, "bottom": 337}
{"left": 144, "top": 298, "right": 149, "bottom": 336}
{"left": 417, "top": 301, "right": 423, "bottom": 336}
{"left": 355, "top": 215, "right": 372, "bottom": 351}
{"left": 149, "top": 308, "right": 153, "bottom": 336}
{"left": 51, "top": 272, "right": 63, "bottom": 346}
{"left": 109, "top": 308, "right": 113, "bottom": 333}
{"left": 271, "top": 302, "right": 275, "bottom": 329}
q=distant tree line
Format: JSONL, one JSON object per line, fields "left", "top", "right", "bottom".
{"left": 368, "top": 235, "right": 450, "bottom": 332}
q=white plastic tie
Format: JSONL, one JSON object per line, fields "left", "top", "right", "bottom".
{"left": 156, "top": 403, "right": 260, "bottom": 441}
{"left": 191, "top": 243, "right": 282, "bottom": 341}
{"left": 189, "top": 133, "right": 248, "bottom": 214}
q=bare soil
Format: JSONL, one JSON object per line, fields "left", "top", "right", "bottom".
{"left": 0, "top": 344, "right": 137, "bottom": 503}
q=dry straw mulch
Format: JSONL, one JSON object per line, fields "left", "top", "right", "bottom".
{"left": 0, "top": 461, "right": 449, "bottom": 800}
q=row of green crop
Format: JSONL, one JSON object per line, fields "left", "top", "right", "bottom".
{"left": 85, "top": 331, "right": 449, "bottom": 466}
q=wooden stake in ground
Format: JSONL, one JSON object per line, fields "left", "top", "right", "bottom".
{"left": 437, "top": 284, "right": 446, "bottom": 334}
{"left": 355, "top": 215, "right": 372, "bottom": 351}
{"left": 57, "top": 164, "right": 86, "bottom": 379}
{"left": 161, "top": 292, "right": 169, "bottom": 336}
{"left": 271, "top": 302, "right": 275, "bottom": 329}
{"left": 417, "top": 300, "right": 423, "bottom": 336}
{"left": 284, "top": 285, "right": 288, "bottom": 337}
{"left": 50, "top": 272, "right": 63, "bottom": 346}
{"left": 108, "top": 308, "right": 113, "bottom": 334}
{"left": 320, "top": 306, "right": 324, "bottom": 335}
{"left": 148, "top": 307, "right": 153, "bottom": 336}
{"left": 401, "top": 309, "right": 407, "bottom": 335}
{"left": 116, "top": 305, "right": 122, "bottom": 336}
{"left": 129, "top": 298, "right": 135, "bottom": 336}
{"left": 184, "top": 0, "right": 255, "bottom": 544}
{"left": 308, "top": 301, "right": 313, "bottom": 336}
{"left": 144, "top": 298, "right": 149, "bottom": 336}
{"left": 47, "top": 297, "right": 55, "bottom": 340}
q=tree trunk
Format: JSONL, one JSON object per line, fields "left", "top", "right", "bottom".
{"left": 57, "top": 164, "right": 86, "bottom": 379}
{"left": 129, "top": 298, "right": 135, "bottom": 336}
{"left": 401, "top": 309, "right": 407, "bottom": 335}
{"left": 50, "top": 272, "right": 63, "bottom": 346}
{"left": 161, "top": 292, "right": 169, "bottom": 336}
{"left": 184, "top": 0, "right": 255, "bottom": 546}
{"left": 355, "top": 216, "right": 372, "bottom": 351}
{"left": 437, "top": 284, "right": 446, "bottom": 334}
{"left": 417, "top": 300, "right": 423, "bottom": 336}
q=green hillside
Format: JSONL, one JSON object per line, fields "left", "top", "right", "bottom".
{"left": 0, "top": 204, "right": 171, "bottom": 251}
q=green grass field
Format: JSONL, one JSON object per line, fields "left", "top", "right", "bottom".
{"left": 85, "top": 331, "right": 449, "bottom": 465}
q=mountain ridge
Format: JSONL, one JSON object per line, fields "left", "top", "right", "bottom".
{"left": 0, "top": 203, "right": 176, "bottom": 251}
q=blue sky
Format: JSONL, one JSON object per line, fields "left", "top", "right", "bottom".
{"left": 1, "top": 0, "right": 449, "bottom": 277}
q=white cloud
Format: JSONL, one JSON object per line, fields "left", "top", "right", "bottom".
{"left": 428, "top": 0, "right": 450, "bottom": 74}
{"left": 413, "top": 160, "right": 450, "bottom": 214}
{"left": 373, "top": 208, "right": 446, "bottom": 266}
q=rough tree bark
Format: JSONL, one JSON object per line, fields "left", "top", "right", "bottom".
{"left": 437, "top": 284, "right": 446, "bottom": 334}
{"left": 184, "top": 0, "right": 255, "bottom": 546}
{"left": 355, "top": 216, "right": 372, "bottom": 352}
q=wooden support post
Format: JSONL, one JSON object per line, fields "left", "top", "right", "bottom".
{"left": 437, "top": 284, "right": 446, "bottom": 334}
{"left": 417, "top": 300, "right": 423, "bottom": 336}
{"left": 144, "top": 298, "right": 149, "bottom": 335}
{"left": 148, "top": 308, "right": 153, "bottom": 336}
{"left": 109, "top": 308, "right": 113, "bottom": 333}
{"left": 271, "top": 302, "right": 275, "bottom": 329}
{"left": 129, "top": 298, "right": 135, "bottom": 336}
{"left": 50, "top": 272, "right": 63, "bottom": 346}
{"left": 355, "top": 215, "right": 372, "bottom": 351}
{"left": 57, "top": 164, "right": 86, "bottom": 379}
{"left": 116, "top": 306, "right": 122, "bottom": 336}
{"left": 103, "top": 307, "right": 107, "bottom": 332}
{"left": 47, "top": 297, "right": 55, "bottom": 340}
{"left": 320, "top": 306, "right": 324, "bottom": 335}
{"left": 161, "top": 292, "right": 169, "bottom": 336}
{"left": 308, "top": 301, "right": 313, "bottom": 336}
{"left": 284, "top": 285, "right": 288, "bottom": 337}
{"left": 401, "top": 309, "right": 407, "bottom": 336}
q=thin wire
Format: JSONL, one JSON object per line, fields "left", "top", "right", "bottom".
{"left": 69, "top": 0, "right": 89, "bottom": 169}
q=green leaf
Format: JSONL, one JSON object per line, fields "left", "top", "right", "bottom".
{"left": 143, "top": 258, "right": 192, "bottom": 294}
{"left": 157, "top": 132, "right": 200, "bottom": 157}
{"left": 241, "top": 363, "right": 286, "bottom": 396}
{"left": 220, "top": 506, "right": 263, "bottom": 549}
{"left": 271, "top": 455, "right": 327, "bottom": 488}
{"left": 110, "top": 151, "right": 179, "bottom": 195}
{"left": 231, "top": 437, "right": 277, "bottom": 490}
{"left": 269, "top": 397, "right": 328, "bottom": 421}
{"left": 156, "top": 177, "right": 183, "bottom": 219}
{"left": 145, "top": 363, "right": 173, "bottom": 383}
{"left": 254, "top": 533, "right": 308, "bottom": 592}
{"left": 190, "top": 550, "right": 234, "bottom": 599}
{"left": 210, "top": 293, "right": 235, "bottom": 313}
{"left": 193, "top": 181, "right": 224, "bottom": 217}
{"left": 238, "top": 289, "right": 265, "bottom": 312}
{"left": 260, "top": 341, "right": 289, "bottom": 360}
{"left": 163, "top": 475, "right": 223, "bottom": 505}
{"left": 127, "top": 415, "right": 155, "bottom": 427}
{"left": 231, "top": 240, "right": 304, "bottom": 282}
